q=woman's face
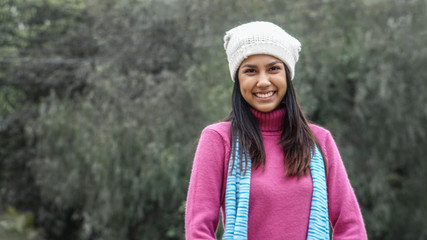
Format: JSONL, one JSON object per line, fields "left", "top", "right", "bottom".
{"left": 238, "top": 54, "right": 287, "bottom": 113}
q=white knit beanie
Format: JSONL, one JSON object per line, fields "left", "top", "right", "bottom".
{"left": 224, "top": 21, "right": 301, "bottom": 81}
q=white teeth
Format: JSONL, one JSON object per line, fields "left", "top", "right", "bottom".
{"left": 255, "top": 92, "right": 274, "bottom": 98}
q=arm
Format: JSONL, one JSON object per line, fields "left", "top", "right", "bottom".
{"left": 185, "top": 127, "right": 226, "bottom": 240}
{"left": 322, "top": 131, "right": 368, "bottom": 240}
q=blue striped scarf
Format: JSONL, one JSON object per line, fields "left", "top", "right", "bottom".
{"left": 223, "top": 138, "right": 329, "bottom": 239}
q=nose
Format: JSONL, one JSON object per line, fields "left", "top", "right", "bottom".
{"left": 256, "top": 73, "right": 271, "bottom": 88}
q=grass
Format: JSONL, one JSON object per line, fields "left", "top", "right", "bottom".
{"left": 0, "top": 206, "right": 43, "bottom": 240}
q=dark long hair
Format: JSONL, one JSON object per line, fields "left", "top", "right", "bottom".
{"left": 227, "top": 66, "right": 318, "bottom": 177}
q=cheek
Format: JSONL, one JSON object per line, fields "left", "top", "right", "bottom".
{"left": 275, "top": 81, "right": 287, "bottom": 100}
{"left": 280, "top": 87, "right": 287, "bottom": 99}
{"left": 278, "top": 76, "right": 287, "bottom": 95}
{"left": 281, "top": 84, "right": 287, "bottom": 95}
{"left": 239, "top": 86, "right": 251, "bottom": 102}
{"left": 239, "top": 80, "right": 252, "bottom": 95}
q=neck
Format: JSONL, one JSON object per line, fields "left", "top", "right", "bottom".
{"left": 249, "top": 107, "right": 285, "bottom": 132}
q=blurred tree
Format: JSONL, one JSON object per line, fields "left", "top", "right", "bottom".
{"left": 295, "top": 0, "right": 427, "bottom": 239}
{"left": 28, "top": 0, "right": 202, "bottom": 239}
{"left": 1, "top": 0, "right": 426, "bottom": 239}
{"left": 1, "top": 0, "right": 95, "bottom": 239}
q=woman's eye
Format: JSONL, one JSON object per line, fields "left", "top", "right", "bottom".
{"left": 270, "top": 66, "right": 280, "bottom": 71}
{"left": 244, "top": 69, "right": 256, "bottom": 73}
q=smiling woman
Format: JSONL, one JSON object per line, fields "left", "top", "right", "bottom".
{"left": 238, "top": 55, "right": 287, "bottom": 113}
{"left": 185, "top": 21, "right": 367, "bottom": 240}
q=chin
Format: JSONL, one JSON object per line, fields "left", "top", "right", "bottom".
{"left": 255, "top": 103, "right": 282, "bottom": 113}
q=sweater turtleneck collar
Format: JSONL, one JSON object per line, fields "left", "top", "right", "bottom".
{"left": 249, "top": 107, "right": 285, "bottom": 132}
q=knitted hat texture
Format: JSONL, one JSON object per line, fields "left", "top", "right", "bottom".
{"left": 224, "top": 21, "right": 301, "bottom": 81}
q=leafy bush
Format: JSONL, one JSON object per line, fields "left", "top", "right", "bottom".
{"left": 1, "top": 0, "right": 427, "bottom": 239}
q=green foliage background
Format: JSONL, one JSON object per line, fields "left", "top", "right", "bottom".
{"left": 1, "top": 0, "right": 426, "bottom": 239}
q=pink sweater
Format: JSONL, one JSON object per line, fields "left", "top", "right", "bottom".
{"left": 185, "top": 108, "right": 367, "bottom": 239}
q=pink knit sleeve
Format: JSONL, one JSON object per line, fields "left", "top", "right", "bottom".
{"left": 185, "top": 127, "right": 226, "bottom": 240}
{"left": 322, "top": 131, "right": 368, "bottom": 240}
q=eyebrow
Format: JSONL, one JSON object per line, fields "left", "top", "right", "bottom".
{"left": 241, "top": 60, "right": 283, "bottom": 69}
{"left": 266, "top": 60, "right": 283, "bottom": 67}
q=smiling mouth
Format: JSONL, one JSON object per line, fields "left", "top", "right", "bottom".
{"left": 254, "top": 91, "right": 275, "bottom": 98}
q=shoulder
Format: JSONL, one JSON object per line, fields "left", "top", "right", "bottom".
{"left": 203, "top": 121, "right": 232, "bottom": 134}
{"left": 309, "top": 123, "right": 333, "bottom": 144}
{"left": 195, "top": 121, "right": 232, "bottom": 166}
{"left": 309, "top": 123, "right": 339, "bottom": 161}
{"left": 200, "top": 121, "right": 232, "bottom": 145}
